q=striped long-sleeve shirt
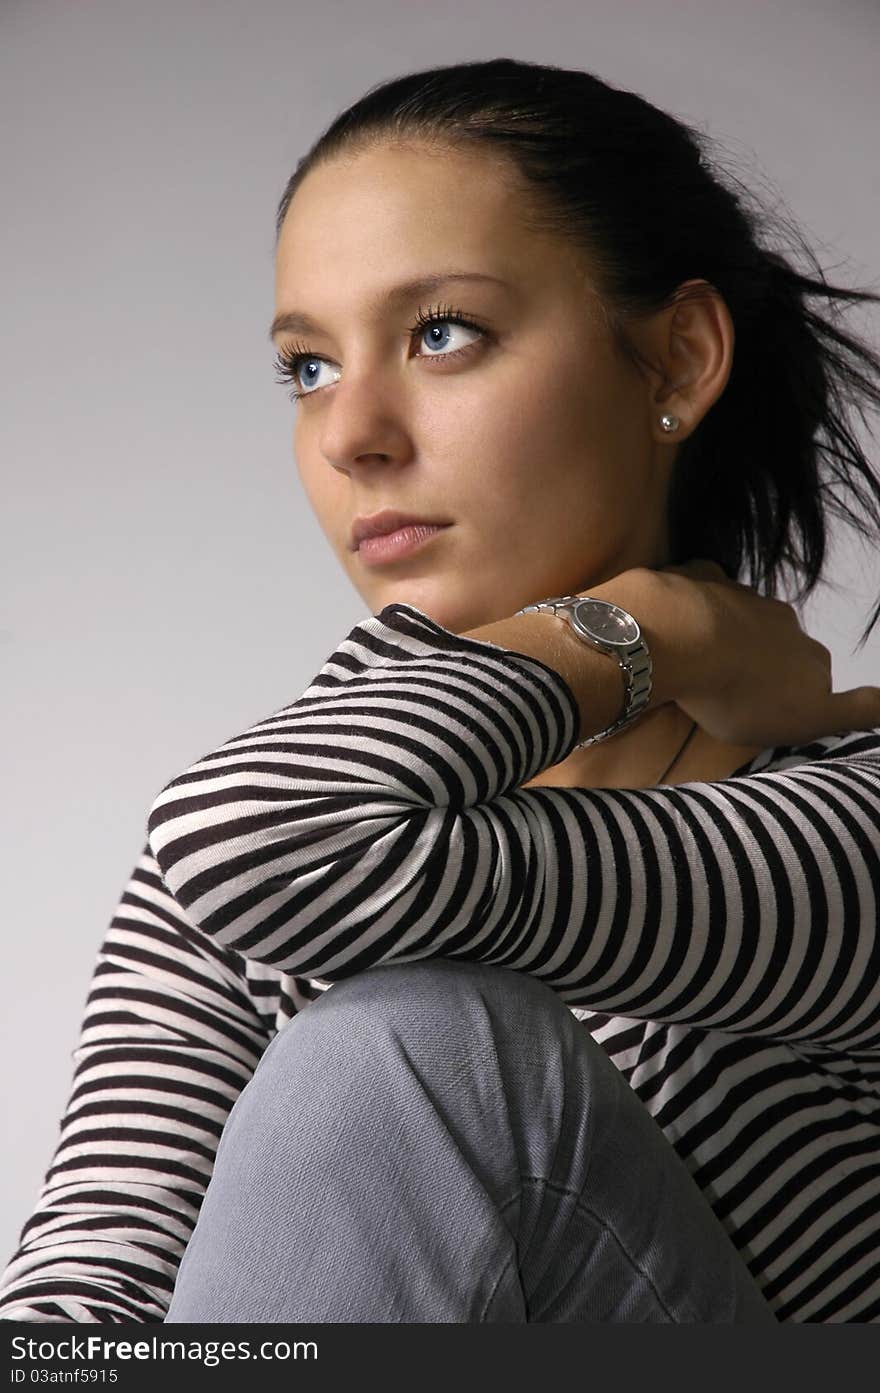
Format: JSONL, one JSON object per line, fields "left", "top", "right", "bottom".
{"left": 1, "top": 601, "right": 879, "bottom": 1323}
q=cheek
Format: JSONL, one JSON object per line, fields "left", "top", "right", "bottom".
{"left": 513, "top": 355, "right": 646, "bottom": 512}
{"left": 294, "top": 451, "right": 344, "bottom": 544}
{"left": 452, "top": 360, "right": 642, "bottom": 569}
{"left": 455, "top": 356, "right": 620, "bottom": 505}
{"left": 294, "top": 422, "right": 326, "bottom": 502}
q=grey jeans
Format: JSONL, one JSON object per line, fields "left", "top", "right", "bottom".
{"left": 164, "top": 958, "right": 776, "bottom": 1323}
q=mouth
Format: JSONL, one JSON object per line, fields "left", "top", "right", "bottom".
{"left": 355, "top": 522, "right": 452, "bottom": 566}
{"left": 349, "top": 508, "right": 452, "bottom": 551}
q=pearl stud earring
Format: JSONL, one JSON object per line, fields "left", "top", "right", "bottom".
{"left": 660, "top": 413, "right": 680, "bottom": 433}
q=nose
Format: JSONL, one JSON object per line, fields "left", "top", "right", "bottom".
{"left": 316, "top": 367, "right": 417, "bottom": 478}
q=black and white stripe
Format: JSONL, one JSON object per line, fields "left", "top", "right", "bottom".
{"left": 1, "top": 601, "right": 878, "bottom": 1321}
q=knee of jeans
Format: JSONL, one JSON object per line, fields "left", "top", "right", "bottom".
{"left": 318, "top": 957, "right": 566, "bottom": 1032}
{"left": 259, "top": 956, "right": 576, "bottom": 1084}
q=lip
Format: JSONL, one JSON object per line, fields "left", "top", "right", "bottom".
{"left": 356, "top": 522, "right": 451, "bottom": 566}
{"left": 350, "top": 509, "right": 451, "bottom": 550}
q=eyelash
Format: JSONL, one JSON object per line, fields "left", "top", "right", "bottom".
{"left": 271, "top": 301, "right": 489, "bottom": 402}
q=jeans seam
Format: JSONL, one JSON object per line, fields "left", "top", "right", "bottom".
{"left": 519, "top": 1173, "right": 581, "bottom": 1199}
{"left": 518, "top": 1174, "right": 683, "bottom": 1321}
{"left": 479, "top": 1251, "right": 520, "bottom": 1323}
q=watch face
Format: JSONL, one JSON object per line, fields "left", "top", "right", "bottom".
{"left": 573, "top": 598, "right": 640, "bottom": 646}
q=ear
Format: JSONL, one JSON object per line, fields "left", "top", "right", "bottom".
{"left": 636, "top": 279, "right": 735, "bottom": 444}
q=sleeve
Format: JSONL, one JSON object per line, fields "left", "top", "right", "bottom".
{"left": 0, "top": 840, "right": 291, "bottom": 1324}
{"left": 145, "top": 602, "right": 880, "bottom": 1054}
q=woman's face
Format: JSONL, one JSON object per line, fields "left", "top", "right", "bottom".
{"left": 272, "top": 140, "right": 677, "bottom": 634}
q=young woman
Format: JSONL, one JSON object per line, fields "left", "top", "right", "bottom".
{"left": 2, "top": 57, "right": 880, "bottom": 1324}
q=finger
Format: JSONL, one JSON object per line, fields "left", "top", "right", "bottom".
{"left": 661, "top": 559, "right": 729, "bottom": 581}
{"left": 698, "top": 559, "right": 730, "bottom": 580}
{"left": 827, "top": 686, "right": 880, "bottom": 733}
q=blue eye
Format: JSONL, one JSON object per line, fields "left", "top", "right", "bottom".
{"left": 272, "top": 302, "right": 489, "bottom": 402}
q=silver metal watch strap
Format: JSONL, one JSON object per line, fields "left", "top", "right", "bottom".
{"left": 515, "top": 594, "right": 652, "bottom": 749}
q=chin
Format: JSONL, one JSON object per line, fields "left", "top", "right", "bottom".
{"left": 355, "top": 574, "right": 495, "bottom": 636}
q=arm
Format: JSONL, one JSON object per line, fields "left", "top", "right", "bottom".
{"left": 145, "top": 602, "right": 880, "bottom": 1053}
{"left": 0, "top": 840, "right": 295, "bottom": 1323}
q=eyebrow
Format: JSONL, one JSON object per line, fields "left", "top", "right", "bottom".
{"left": 268, "top": 271, "right": 509, "bottom": 342}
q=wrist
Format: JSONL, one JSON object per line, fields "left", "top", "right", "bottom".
{"left": 461, "top": 609, "right": 626, "bottom": 746}
{"left": 586, "top": 567, "right": 706, "bottom": 711}
{"left": 461, "top": 567, "right": 700, "bottom": 746}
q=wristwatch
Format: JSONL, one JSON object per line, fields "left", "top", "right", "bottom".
{"left": 514, "top": 595, "right": 653, "bottom": 749}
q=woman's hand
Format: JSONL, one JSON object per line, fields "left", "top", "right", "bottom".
{"left": 627, "top": 558, "right": 880, "bottom": 748}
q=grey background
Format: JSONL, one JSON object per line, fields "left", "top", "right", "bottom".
{"left": 2, "top": 0, "right": 878, "bottom": 1263}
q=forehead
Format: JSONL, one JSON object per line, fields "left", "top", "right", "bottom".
{"left": 274, "top": 141, "right": 580, "bottom": 298}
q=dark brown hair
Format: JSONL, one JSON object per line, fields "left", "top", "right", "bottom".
{"left": 274, "top": 57, "right": 880, "bottom": 649}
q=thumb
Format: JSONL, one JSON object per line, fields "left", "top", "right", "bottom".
{"left": 660, "top": 558, "right": 730, "bottom": 583}
{"left": 827, "top": 686, "right": 880, "bottom": 734}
